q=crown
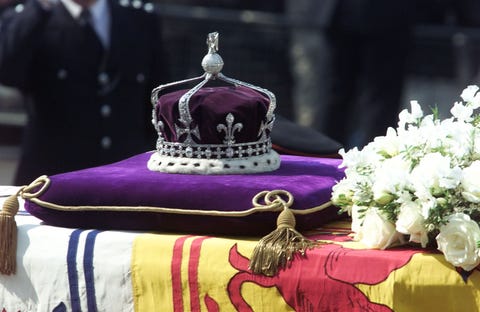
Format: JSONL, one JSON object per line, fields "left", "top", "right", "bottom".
{"left": 148, "top": 32, "right": 280, "bottom": 174}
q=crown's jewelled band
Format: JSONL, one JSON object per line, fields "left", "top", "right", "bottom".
{"left": 156, "top": 138, "right": 273, "bottom": 160}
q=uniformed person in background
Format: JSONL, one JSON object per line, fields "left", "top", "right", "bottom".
{"left": 0, "top": 0, "right": 168, "bottom": 185}
{"left": 287, "top": 0, "right": 415, "bottom": 150}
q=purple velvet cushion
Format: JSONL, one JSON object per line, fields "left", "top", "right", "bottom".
{"left": 24, "top": 152, "right": 345, "bottom": 235}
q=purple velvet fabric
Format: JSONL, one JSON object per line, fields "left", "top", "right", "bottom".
{"left": 156, "top": 86, "right": 269, "bottom": 144}
{"left": 24, "top": 152, "right": 345, "bottom": 235}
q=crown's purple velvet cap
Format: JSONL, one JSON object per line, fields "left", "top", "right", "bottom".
{"left": 155, "top": 86, "right": 270, "bottom": 144}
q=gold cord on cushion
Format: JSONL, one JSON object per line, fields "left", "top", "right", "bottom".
{"left": 248, "top": 190, "right": 320, "bottom": 276}
{"left": 0, "top": 176, "right": 49, "bottom": 275}
{"left": 20, "top": 177, "right": 333, "bottom": 216}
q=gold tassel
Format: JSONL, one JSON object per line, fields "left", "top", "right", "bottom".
{"left": 0, "top": 177, "right": 49, "bottom": 275}
{"left": 0, "top": 194, "right": 19, "bottom": 275}
{"left": 249, "top": 205, "right": 319, "bottom": 277}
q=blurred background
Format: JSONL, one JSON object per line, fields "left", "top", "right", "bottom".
{"left": 1, "top": 0, "right": 480, "bottom": 184}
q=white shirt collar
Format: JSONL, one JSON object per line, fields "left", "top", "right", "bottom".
{"left": 61, "top": 0, "right": 111, "bottom": 48}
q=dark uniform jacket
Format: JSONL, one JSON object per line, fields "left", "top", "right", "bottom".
{"left": 0, "top": 0, "right": 167, "bottom": 185}
{"left": 287, "top": 0, "right": 415, "bottom": 149}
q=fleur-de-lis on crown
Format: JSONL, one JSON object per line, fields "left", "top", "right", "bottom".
{"left": 217, "top": 113, "right": 243, "bottom": 146}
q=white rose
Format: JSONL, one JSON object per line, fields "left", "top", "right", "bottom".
{"left": 356, "top": 208, "right": 403, "bottom": 250}
{"left": 395, "top": 201, "right": 429, "bottom": 247}
{"left": 461, "top": 161, "right": 480, "bottom": 203}
{"left": 436, "top": 213, "right": 480, "bottom": 271}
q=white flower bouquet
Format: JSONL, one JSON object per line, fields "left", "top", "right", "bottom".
{"left": 331, "top": 85, "right": 480, "bottom": 271}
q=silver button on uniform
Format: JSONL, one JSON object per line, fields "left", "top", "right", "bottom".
{"left": 143, "top": 3, "right": 154, "bottom": 12}
{"left": 132, "top": 0, "right": 142, "bottom": 8}
{"left": 14, "top": 4, "right": 24, "bottom": 13}
{"left": 57, "top": 69, "right": 68, "bottom": 80}
{"left": 98, "top": 72, "right": 109, "bottom": 85}
{"left": 101, "top": 136, "right": 112, "bottom": 149}
{"left": 100, "top": 105, "right": 111, "bottom": 117}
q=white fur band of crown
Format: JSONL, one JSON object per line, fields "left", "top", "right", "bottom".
{"left": 147, "top": 149, "right": 280, "bottom": 174}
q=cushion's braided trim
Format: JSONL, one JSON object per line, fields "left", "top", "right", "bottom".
{"left": 19, "top": 176, "right": 333, "bottom": 216}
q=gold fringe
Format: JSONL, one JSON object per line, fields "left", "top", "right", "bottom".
{"left": 249, "top": 194, "right": 319, "bottom": 276}
{"left": 0, "top": 194, "right": 19, "bottom": 275}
